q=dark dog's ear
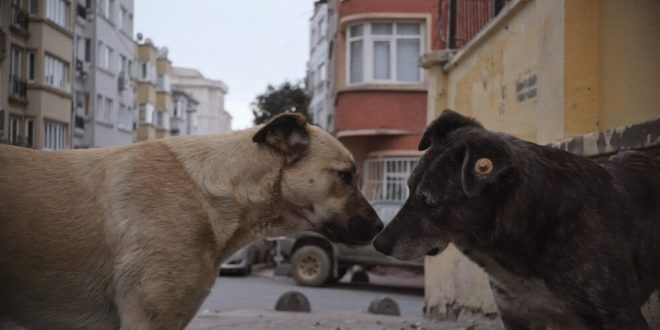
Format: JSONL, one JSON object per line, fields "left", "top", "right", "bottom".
{"left": 460, "top": 144, "right": 513, "bottom": 198}
{"left": 418, "top": 109, "right": 483, "bottom": 151}
{"left": 253, "top": 113, "right": 309, "bottom": 161}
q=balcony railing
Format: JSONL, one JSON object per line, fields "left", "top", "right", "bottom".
{"left": 11, "top": 7, "right": 29, "bottom": 30}
{"left": 10, "top": 75, "right": 27, "bottom": 99}
{"left": 446, "top": 0, "right": 511, "bottom": 49}
{"left": 75, "top": 115, "right": 85, "bottom": 129}
{"left": 76, "top": 4, "right": 87, "bottom": 19}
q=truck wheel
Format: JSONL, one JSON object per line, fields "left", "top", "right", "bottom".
{"left": 291, "top": 245, "right": 332, "bottom": 287}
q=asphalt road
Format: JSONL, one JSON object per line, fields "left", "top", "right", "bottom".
{"left": 198, "top": 267, "right": 426, "bottom": 316}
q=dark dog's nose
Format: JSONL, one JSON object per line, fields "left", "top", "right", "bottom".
{"left": 373, "top": 235, "right": 393, "bottom": 256}
{"left": 375, "top": 221, "right": 384, "bottom": 232}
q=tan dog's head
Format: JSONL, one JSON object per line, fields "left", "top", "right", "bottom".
{"left": 253, "top": 113, "right": 383, "bottom": 246}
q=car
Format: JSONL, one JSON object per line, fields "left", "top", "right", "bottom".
{"left": 219, "top": 240, "right": 271, "bottom": 276}
{"left": 280, "top": 201, "right": 422, "bottom": 286}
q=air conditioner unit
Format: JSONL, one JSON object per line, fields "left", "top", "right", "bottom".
{"left": 76, "top": 60, "right": 91, "bottom": 78}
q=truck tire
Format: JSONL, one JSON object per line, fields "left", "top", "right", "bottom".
{"left": 291, "top": 245, "right": 332, "bottom": 287}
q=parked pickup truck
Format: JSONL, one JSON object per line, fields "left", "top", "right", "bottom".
{"left": 280, "top": 201, "right": 423, "bottom": 286}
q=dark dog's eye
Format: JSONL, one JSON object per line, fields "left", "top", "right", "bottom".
{"left": 338, "top": 171, "right": 353, "bottom": 185}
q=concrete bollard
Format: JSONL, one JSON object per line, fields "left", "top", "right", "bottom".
{"left": 275, "top": 291, "right": 311, "bottom": 312}
{"left": 367, "top": 296, "right": 400, "bottom": 316}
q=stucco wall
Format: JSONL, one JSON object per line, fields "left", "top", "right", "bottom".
{"left": 423, "top": 0, "right": 660, "bottom": 322}
{"left": 445, "top": 0, "right": 541, "bottom": 143}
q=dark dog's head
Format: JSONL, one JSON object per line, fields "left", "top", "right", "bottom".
{"left": 254, "top": 113, "right": 383, "bottom": 246}
{"left": 373, "top": 110, "right": 517, "bottom": 259}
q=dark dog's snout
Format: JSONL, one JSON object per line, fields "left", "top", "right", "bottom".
{"left": 373, "top": 234, "right": 393, "bottom": 256}
{"left": 375, "top": 221, "right": 384, "bottom": 232}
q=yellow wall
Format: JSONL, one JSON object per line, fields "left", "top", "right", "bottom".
{"left": 598, "top": 0, "right": 660, "bottom": 130}
{"left": 423, "top": 0, "right": 660, "bottom": 321}
{"left": 156, "top": 91, "right": 172, "bottom": 111}
{"left": 137, "top": 83, "right": 156, "bottom": 105}
{"left": 445, "top": 0, "right": 540, "bottom": 142}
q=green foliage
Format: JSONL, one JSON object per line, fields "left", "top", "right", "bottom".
{"left": 252, "top": 81, "right": 310, "bottom": 125}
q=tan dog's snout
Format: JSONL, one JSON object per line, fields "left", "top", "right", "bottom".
{"left": 319, "top": 194, "right": 383, "bottom": 246}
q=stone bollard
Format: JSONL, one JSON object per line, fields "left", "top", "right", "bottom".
{"left": 367, "top": 296, "right": 400, "bottom": 316}
{"left": 275, "top": 291, "right": 311, "bottom": 312}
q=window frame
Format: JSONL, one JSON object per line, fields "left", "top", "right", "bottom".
{"left": 43, "top": 53, "right": 69, "bottom": 91}
{"left": 346, "top": 21, "right": 425, "bottom": 85}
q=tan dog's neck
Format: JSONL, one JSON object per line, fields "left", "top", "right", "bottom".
{"left": 163, "top": 128, "right": 290, "bottom": 257}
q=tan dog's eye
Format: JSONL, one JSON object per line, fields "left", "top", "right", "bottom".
{"left": 474, "top": 158, "right": 493, "bottom": 175}
{"left": 338, "top": 170, "right": 353, "bottom": 185}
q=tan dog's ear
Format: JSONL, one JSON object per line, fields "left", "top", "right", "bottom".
{"left": 252, "top": 113, "right": 309, "bottom": 161}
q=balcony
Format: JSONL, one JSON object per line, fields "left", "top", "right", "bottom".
{"left": 10, "top": 75, "right": 27, "bottom": 100}
{"left": 75, "top": 115, "right": 85, "bottom": 129}
{"left": 76, "top": 4, "right": 87, "bottom": 20}
{"left": 11, "top": 7, "right": 29, "bottom": 31}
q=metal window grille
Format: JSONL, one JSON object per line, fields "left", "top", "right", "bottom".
{"left": 362, "top": 157, "right": 419, "bottom": 203}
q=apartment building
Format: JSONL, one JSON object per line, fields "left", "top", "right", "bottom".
{"left": 171, "top": 66, "right": 231, "bottom": 135}
{"left": 72, "top": 0, "right": 135, "bottom": 148}
{"left": 328, "top": 0, "right": 443, "bottom": 203}
{"left": 171, "top": 89, "right": 198, "bottom": 136}
{"left": 306, "top": 0, "right": 331, "bottom": 131}
{"left": 133, "top": 37, "right": 173, "bottom": 142}
{"left": 0, "top": 0, "right": 74, "bottom": 150}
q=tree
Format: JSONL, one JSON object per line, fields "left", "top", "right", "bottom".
{"left": 252, "top": 81, "right": 310, "bottom": 125}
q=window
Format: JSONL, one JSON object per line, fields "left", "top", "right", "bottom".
{"left": 105, "top": 46, "right": 113, "bottom": 71}
{"left": 96, "top": 94, "right": 104, "bottom": 121}
{"left": 104, "top": 97, "right": 114, "bottom": 123}
{"left": 127, "top": 60, "right": 133, "bottom": 77}
{"left": 44, "top": 55, "right": 68, "bottom": 90}
{"left": 11, "top": 48, "right": 21, "bottom": 78}
{"left": 139, "top": 103, "right": 155, "bottom": 124}
{"left": 97, "top": 42, "right": 104, "bottom": 68}
{"left": 155, "top": 111, "right": 169, "bottom": 130}
{"left": 157, "top": 73, "right": 170, "bottom": 92}
{"left": 173, "top": 99, "right": 184, "bottom": 118}
{"left": 9, "top": 116, "right": 20, "bottom": 146}
{"left": 98, "top": 43, "right": 112, "bottom": 71}
{"left": 118, "top": 6, "right": 127, "bottom": 31}
{"left": 363, "top": 157, "right": 420, "bottom": 203}
{"left": 347, "top": 22, "right": 424, "bottom": 84}
{"left": 25, "top": 118, "right": 34, "bottom": 148}
{"left": 108, "top": 0, "right": 115, "bottom": 23}
{"left": 29, "top": 0, "right": 38, "bottom": 15}
{"left": 95, "top": 94, "right": 115, "bottom": 125}
{"left": 84, "top": 38, "right": 91, "bottom": 62}
{"left": 43, "top": 120, "right": 67, "bottom": 150}
{"left": 119, "top": 54, "right": 126, "bottom": 73}
{"left": 27, "top": 51, "right": 35, "bottom": 82}
{"left": 46, "top": 0, "right": 68, "bottom": 29}
{"left": 117, "top": 103, "right": 132, "bottom": 130}
{"left": 139, "top": 61, "right": 155, "bottom": 82}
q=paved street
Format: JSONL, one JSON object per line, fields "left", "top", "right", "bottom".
{"left": 199, "top": 267, "right": 426, "bottom": 316}
{"left": 187, "top": 267, "right": 503, "bottom": 329}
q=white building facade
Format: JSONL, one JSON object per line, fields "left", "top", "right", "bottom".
{"left": 306, "top": 0, "right": 332, "bottom": 131}
{"left": 171, "top": 67, "right": 231, "bottom": 135}
{"left": 73, "top": 0, "right": 136, "bottom": 148}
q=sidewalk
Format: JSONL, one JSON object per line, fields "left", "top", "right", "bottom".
{"left": 187, "top": 309, "right": 503, "bottom": 330}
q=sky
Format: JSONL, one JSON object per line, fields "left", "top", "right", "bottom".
{"left": 134, "top": 0, "right": 314, "bottom": 130}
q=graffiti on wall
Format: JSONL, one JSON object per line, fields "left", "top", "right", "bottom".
{"left": 516, "top": 71, "right": 537, "bottom": 102}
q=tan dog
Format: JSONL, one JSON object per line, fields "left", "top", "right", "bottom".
{"left": 0, "top": 113, "right": 382, "bottom": 329}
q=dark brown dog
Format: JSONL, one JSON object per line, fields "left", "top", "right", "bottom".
{"left": 374, "top": 110, "right": 660, "bottom": 329}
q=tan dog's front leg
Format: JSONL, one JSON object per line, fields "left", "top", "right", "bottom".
{"left": 116, "top": 294, "right": 154, "bottom": 330}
